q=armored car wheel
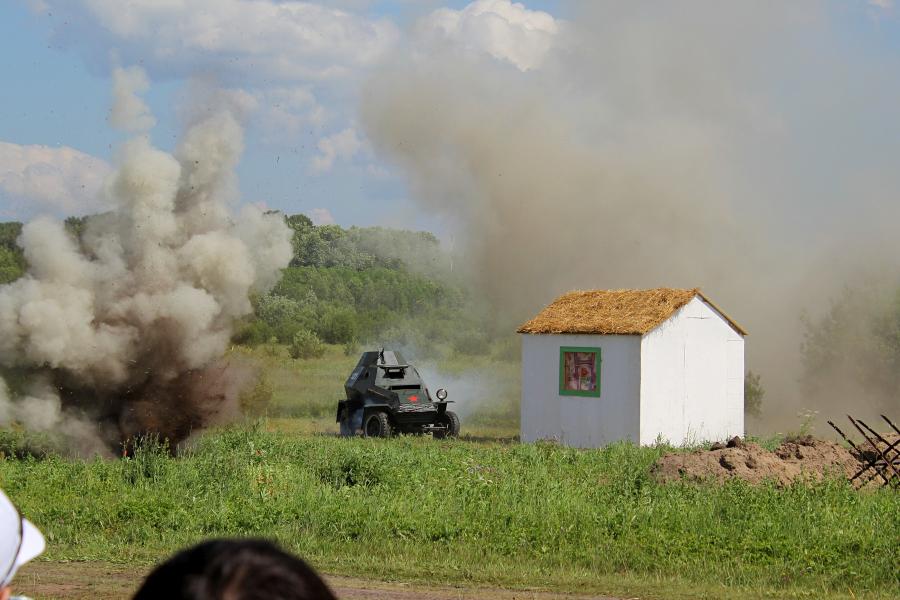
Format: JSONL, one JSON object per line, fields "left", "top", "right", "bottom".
{"left": 433, "top": 410, "right": 460, "bottom": 439}
{"left": 363, "top": 411, "right": 392, "bottom": 438}
{"left": 339, "top": 409, "right": 354, "bottom": 437}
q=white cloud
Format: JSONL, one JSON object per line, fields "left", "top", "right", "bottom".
{"left": 366, "top": 163, "right": 392, "bottom": 179}
{"left": 309, "top": 207, "right": 336, "bottom": 225}
{"left": 257, "top": 87, "right": 327, "bottom": 137}
{"left": 311, "top": 127, "right": 363, "bottom": 173}
{"left": 418, "top": 0, "right": 560, "bottom": 71}
{"left": 0, "top": 142, "right": 111, "bottom": 217}
{"left": 38, "top": 1, "right": 400, "bottom": 84}
{"left": 33, "top": 1, "right": 398, "bottom": 148}
{"left": 869, "top": 0, "right": 893, "bottom": 9}
{"left": 26, "top": 0, "right": 561, "bottom": 182}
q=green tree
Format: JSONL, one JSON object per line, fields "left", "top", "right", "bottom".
{"left": 64, "top": 216, "right": 88, "bottom": 240}
{"left": 0, "top": 222, "right": 22, "bottom": 251}
{"left": 232, "top": 216, "right": 488, "bottom": 351}
{"left": 285, "top": 213, "right": 313, "bottom": 230}
{"left": 0, "top": 247, "right": 24, "bottom": 284}
{"left": 319, "top": 307, "right": 357, "bottom": 344}
{"left": 254, "top": 294, "right": 314, "bottom": 343}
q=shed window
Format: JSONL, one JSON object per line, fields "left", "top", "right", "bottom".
{"left": 559, "top": 347, "right": 601, "bottom": 397}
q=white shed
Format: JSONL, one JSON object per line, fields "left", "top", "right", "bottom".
{"left": 517, "top": 288, "right": 746, "bottom": 447}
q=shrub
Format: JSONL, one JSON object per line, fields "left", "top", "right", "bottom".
{"left": 264, "top": 337, "right": 281, "bottom": 357}
{"left": 289, "top": 329, "right": 325, "bottom": 360}
{"left": 240, "top": 372, "right": 273, "bottom": 417}
{"left": 319, "top": 307, "right": 357, "bottom": 344}
{"left": 231, "top": 319, "right": 275, "bottom": 346}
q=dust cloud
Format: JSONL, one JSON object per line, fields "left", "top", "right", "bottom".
{"left": 416, "top": 362, "right": 514, "bottom": 426}
{"left": 0, "top": 67, "right": 292, "bottom": 455}
{"left": 361, "top": 1, "right": 900, "bottom": 432}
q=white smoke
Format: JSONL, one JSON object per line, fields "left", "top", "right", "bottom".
{"left": 0, "top": 376, "right": 109, "bottom": 457}
{"left": 0, "top": 67, "right": 292, "bottom": 454}
{"left": 109, "top": 66, "right": 157, "bottom": 133}
{"left": 416, "top": 362, "right": 515, "bottom": 426}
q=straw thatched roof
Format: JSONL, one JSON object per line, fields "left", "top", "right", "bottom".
{"left": 517, "top": 288, "right": 746, "bottom": 336}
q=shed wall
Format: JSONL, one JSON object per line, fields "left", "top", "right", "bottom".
{"left": 639, "top": 296, "right": 744, "bottom": 445}
{"left": 521, "top": 334, "right": 641, "bottom": 447}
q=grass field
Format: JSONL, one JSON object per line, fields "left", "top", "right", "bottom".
{"left": 1, "top": 346, "right": 898, "bottom": 600}
{"left": 231, "top": 343, "right": 521, "bottom": 439}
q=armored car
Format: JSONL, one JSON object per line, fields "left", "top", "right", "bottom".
{"left": 337, "top": 349, "right": 459, "bottom": 438}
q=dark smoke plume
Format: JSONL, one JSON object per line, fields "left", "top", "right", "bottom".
{"left": 0, "top": 67, "right": 292, "bottom": 455}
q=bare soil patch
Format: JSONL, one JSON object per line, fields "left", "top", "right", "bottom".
{"left": 16, "top": 561, "right": 620, "bottom": 600}
{"left": 652, "top": 436, "right": 865, "bottom": 486}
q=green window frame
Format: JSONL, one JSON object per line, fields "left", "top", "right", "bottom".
{"left": 559, "top": 346, "right": 601, "bottom": 397}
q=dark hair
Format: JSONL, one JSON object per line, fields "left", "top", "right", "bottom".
{"left": 132, "top": 539, "right": 337, "bottom": 600}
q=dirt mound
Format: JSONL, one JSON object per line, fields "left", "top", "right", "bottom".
{"left": 857, "top": 432, "right": 899, "bottom": 461}
{"left": 652, "top": 436, "right": 862, "bottom": 486}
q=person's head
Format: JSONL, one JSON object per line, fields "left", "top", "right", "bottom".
{"left": 133, "top": 539, "right": 337, "bottom": 600}
{"left": 0, "top": 489, "right": 46, "bottom": 600}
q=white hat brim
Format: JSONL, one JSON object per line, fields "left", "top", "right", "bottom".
{"left": 7, "top": 518, "right": 46, "bottom": 583}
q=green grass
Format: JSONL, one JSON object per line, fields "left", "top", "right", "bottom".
{"left": 231, "top": 343, "right": 358, "bottom": 420}
{"left": 1, "top": 427, "right": 897, "bottom": 600}
{"left": 2, "top": 348, "right": 896, "bottom": 598}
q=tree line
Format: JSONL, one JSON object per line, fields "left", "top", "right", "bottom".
{"left": 0, "top": 214, "right": 496, "bottom": 358}
{"left": 16, "top": 212, "right": 898, "bottom": 417}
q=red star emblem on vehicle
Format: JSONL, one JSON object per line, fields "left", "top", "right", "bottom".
{"left": 409, "top": 395, "right": 418, "bottom": 403}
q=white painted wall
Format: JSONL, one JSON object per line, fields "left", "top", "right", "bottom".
{"left": 639, "top": 296, "right": 744, "bottom": 445}
{"left": 520, "top": 333, "right": 641, "bottom": 447}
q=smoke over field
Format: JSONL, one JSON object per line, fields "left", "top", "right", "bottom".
{"left": 361, "top": 1, "right": 900, "bottom": 429}
{"left": 0, "top": 67, "right": 292, "bottom": 455}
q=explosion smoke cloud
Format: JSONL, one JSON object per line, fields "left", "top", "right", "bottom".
{"left": 362, "top": 1, "right": 900, "bottom": 430}
{"left": 0, "top": 67, "right": 292, "bottom": 454}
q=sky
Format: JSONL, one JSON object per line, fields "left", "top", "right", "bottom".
{"left": 0, "top": 0, "right": 562, "bottom": 229}
{"left": 0, "top": 0, "right": 900, "bottom": 231}
{"left": 0, "top": 0, "right": 898, "bottom": 230}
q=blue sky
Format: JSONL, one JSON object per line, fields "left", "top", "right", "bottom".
{"left": 1, "top": 0, "right": 899, "bottom": 230}
{"left": 0, "top": 0, "right": 563, "bottom": 228}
